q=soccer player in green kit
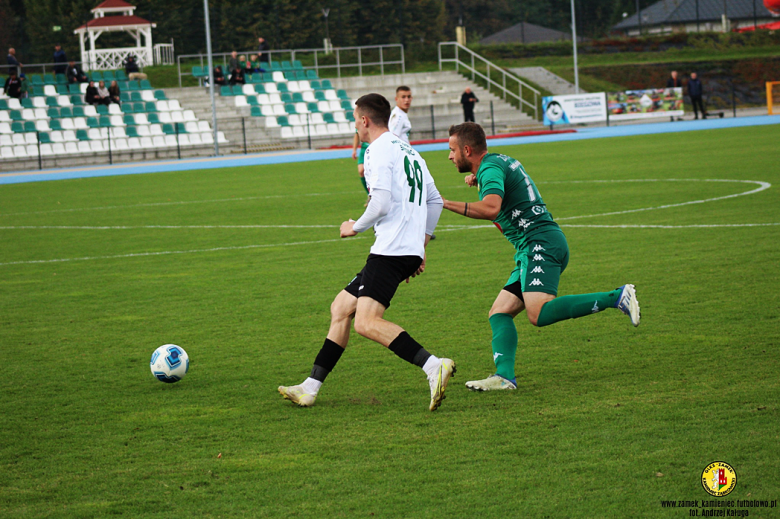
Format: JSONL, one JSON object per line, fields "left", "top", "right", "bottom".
{"left": 441, "top": 123, "right": 640, "bottom": 391}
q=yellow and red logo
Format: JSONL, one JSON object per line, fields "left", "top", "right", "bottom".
{"left": 701, "top": 461, "right": 737, "bottom": 497}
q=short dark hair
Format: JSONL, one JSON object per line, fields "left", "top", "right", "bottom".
{"left": 355, "top": 93, "right": 391, "bottom": 127}
{"left": 396, "top": 85, "right": 411, "bottom": 94}
{"left": 449, "top": 122, "right": 487, "bottom": 154}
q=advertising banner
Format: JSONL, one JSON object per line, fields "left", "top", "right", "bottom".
{"left": 543, "top": 93, "right": 608, "bottom": 125}
{"left": 607, "top": 88, "right": 684, "bottom": 121}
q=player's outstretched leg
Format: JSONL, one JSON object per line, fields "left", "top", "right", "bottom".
{"left": 465, "top": 312, "right": 518, "bottom": 392}
{"left": 535, "top": 285, "right": 640, "bottom": 327}
{"left": 279, "top": 291, "right": 354, "bottom": 408}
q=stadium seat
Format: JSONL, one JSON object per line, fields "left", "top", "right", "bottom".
{"left": 108, "top": 103, "right": 122, "bottom": 115}
{"left": 281, "top": 61, "right": 293, "bottom": 71}
{"left": 280, "top": 92, "right": 292, "bottom": 104}
{"left": 7, "top": 98, "right": 21, "bottom": 110}
{"left": 68, "top": 84, "right": 81, "bottom": 95}
{"left": 110, "top": 127, "right": 127, "bottom": 139}
{"left": 246, "top": 96, "right": 259, "bottom": 106}
{"left": 73, "top": 117, "right": 88, "bottom": 130}
{"left": 149, "top": 124, "right": 164, "bottom": 136}
{"left": 170, "top": 111, "right": 184, "bottom": 123}
{"left": 284, "top": 103, "right": 297, "bottom": 115}
{"left": 45, "top": 97, "right": 60, "bottom": 108}
{"left": 68, "top": 95, "right": 83, "bottom": 106}
{"left": 188, "top": 133, "right": 202, "bottom": 145}
{"left": 284, "top": 72, "right": 296, "bottom": 81}
{"left": 191, "top": 66, "right": 204, "bottom": 78}
{"left": 96, "top": 104, "right": 109, "bottom": 116}
{"left": 341, "top": 100, "right": 353, "bottom": 111}
{"left": 307, "top": 102, "right": 320, "bottom": 113}
{"left": 291, "top": 92, "right": 304, "bottom": 103}
{"left": 64, "top": 142, "right": 79, "bottom": 154}
{"left": 126, "top": 80, "right": 140, "bottom": 91}
{"left": 125, "top": 126, "right": 140, "bottom": 138}
{"left": 286, "top": 81, "right": 300, "bottom": 92}
{"left": 35, "top": 120, "right": 51, "bottom": 132}
{"left": 152, "top": 135, "right": 166, "bottom": 148}
{"left": 322, "top": 113, "right": 336, "bottom": 124}
{"left": 22, "top": 121, "right": 36, "bottom": 132}
{"left": 140, "top": 79, "right": 152, "bottom": 90}
{"left": 306, "top": 69, "right": 318, "bottom": 80}
{"left": 13, "top": 145, "right": 28, "bottom": 158}
{"left": 272, "top": 71, "right": 285, "bottom": 83}
{"left": 156, "top": 100, "right": 170, "bottom": 112}
{"left": 90, "top": 71, "right": 103, "bottom": 82}
{"left": 49, "top": 130, "right": 64, "bottom": 142}
{"left": 293, "top": 60, "right": 304, "bottom": 70}
{"left": 130, "top": 91, "right": 143, "bottom": 103}
{"left": 277, "top": 116, "right": 290, "bottom": 127}
{"left": 325, "top": 90, "right": 338, "bottom": 101}
{"left": 109, "top": 115, "right": 125, "bottom": 127}
{"left": 234, "top": 96, "right": 248, "bottom": 108}
{"left": 230, "top": 85, "right": 242, "bottom": 96}
{"left": 154, "top": 90, "right": 166, "bottom": 100}
{"left": 123, "top": 115, "right": 136, "bottom": 126}
{"left": 295, "top": 102, "right": 309, "bottom": 114}
{"left": 55, "top": 84, "right": 69, "bottom": 96}
{"left": 0, "top": 112, "right": 9, "bottom": 124}
{"left": 103, "top": 71, "right": 116, "bottom": 82}
{"left": 277, "top": 82, "right": 289, "bottom": 94}
{"left": 250, "top": 106, "right": 263, "bottom": 117}
{"left": 86, "top": 117, "right": 99, "bottom": 128}
{"left": 241, "top": 84, "right": 255, "bottom": 96}
{"left": 116, "top": 70, "right": 128, "bottom": 81}
{"left": 76, "top": 129, "right": 89, "bottom": 141}
{"left": 310, "top": 113, "right": 325, "bottom": 125}
{"left": 302, "top": 91, "right": 316, "bottom": 103}
{"left": 146, "top": 113, "right": 160, "bottom": 124}
{"left": 321, "top": 80, "right": 333, "bottom": 89}
{"left": 55, "top": 73, "right": 67, "bottom": 85}
{"left": 113, "top": 138, "right": 129, "bottom": 151}
{"left": 120, "top": 92, "right": 131, "bottom": 102}
{"left": 253, "top": 83, "right": 266, "bottom": 95}
{"left": 337, "top": 89, "right": 350, "bottom": 100}
{"left": 145, "top": 102, "right": 158, "bottom": 113}
{"left": 31, "top": 74, "right": 44, "bottom": 86}
{"left": 43, "top": 73, "right": 55, "bottom": 85}
{"left": 271, "top": 62, "right": 282, "bottom": 72}
{"left": 141, "top": 90, "right": 155, "bottom": 102}
{"left": 10, "top": 109, "right": 22, "bottom": 122}
{"left": 314, "top": 91, "right": 326, "bottom": 102}
{"left": 220, "top": 86, "right": 233, "bottom": 96}
{"left": 51, "top": 142, "right": 66, "bottom": 154}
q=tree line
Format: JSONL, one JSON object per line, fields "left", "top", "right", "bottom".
{"left": 1, "top": 0, "right": 659, "bottom": 65}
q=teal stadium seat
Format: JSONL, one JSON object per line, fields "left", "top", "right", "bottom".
{"left": 154, "top": 90, "right": 166, "bottom": 100}
{"left": 246, "top": 96, "right": 259, "bottom": 106}
{"left": 76, "top": 129, "right": 89, "bottom": 140}
{"left": 321, "top": 80, "right": 333, "bottom": 89}
{"left": 123, "top": 115, "right": 136, "bottom": 126}
{"left": 284, "top": 72, "right": 296, "bottom": 81}
{"left": 294, "top": 71, "right": 307, "bottom": 80}
{"left": 47, "top": 107, "right": 60, "bottom": 119}
{"left": 310, "top": 80, "right": 321, "bottom": 90}
{"left": 10, "top": 110, "right": 23, "bottom": 121}
{"left": 281, "top": 61, "right": 292, "bottom": 71}
{"left": 341, "top": 100, "right": 352, "bottom": 111}
{"left": 147, "top": 113, "right": 160, "bottom": 124}
{"left": 46, "top": 97, "right": 59, "bottom": 107}
{"left": 115, "top": 70, "right": 127, "bottom": 81}
{"left": 293, "top": 60, "right": 304, "bottom": 70}
{"left": 131, "top": 92, "right": 143, "bottom": 102}
{"left": 231, "top": 85, "right": 243, "bottom": 95}
{"left": 11, "top": 121, "right": 23, "bottom": 133}
{"left": 271, "top": 62, "right": 282, "bottom": 71}
{"left": 314, "top": 91, "right": 326, "bottom": 101}
{"left": 122, "top": 103, "right": 134, "bottom": 114}
{"left": 126, "top": 81, "right": 139, "bottom": 91}
{"left": 31, "top": 75, "right": 44, "bottom": 86}
{"left": 140, "top": 79, "right": 152, "bottom": 90}
{"left": 162, "top": 123, "right": 175, "bottom": 135}
{"left": 103, "top": 71, "right": 116, "bottom": 82}
{"left": 86, "top": 117, "right": 99, "bottom": 128}
{"left": 306, "top": 69, "right": 318, "bottom": 80}
{"left": 98, "top": 116, "right": 112, "bottom": 128}
{"left": 250, "top": 106, "right": 262, "bottom": 117}
{"left": 280, "top": 92, "right": 292, "bottom": 103}
{"left": 126, "top": 126, "right": 140, "bottom": 138}
{"left": 220, "top": 86, "right": 233, "bottom": 96}
{"left": 68, "top": 84, "right": 81, "bottom": 95}
{"left": 346, "top": 111, "right": 355, "bottom": 122}
{"left": 43, "top": 73, "right": 55, "bottom": 85}
{"left": 70, "top": 95, "right": 84, "bottom": 106}
{"left": 277, "top": 83, "right": 289, "bottom": 93}
{"left": 307, "top": 102, "right": 319, "bottom": 113}
{"left": 72, "top": 106, "right": 85, "bottom": 117}
{"left": 337, "top": 89, "right": 349, "bottom": 100}
{"left": 292, "top": 92, "right": 304, "bottom": 103}
{"left": 120, "top": 92, "right": 131, "bottom": 102}
{"left": 176, "top": 122, "right": 187, "bottom": 134}
{"left": 253, "top": 84, "right": 265, "bottom": 94}
{"left": 55, "top": 73, "right": 67, "bottom": 85}
{"left": 0, "top": 99, "right": 8, "bottom": 110}
{"left": 49, "top": 119, "right": 63, "bottom": 131}
{"left": 60, "top": 107, "right": 73, "bottom": 118}
{"left": 96, "top": 105, "right": 109, "bottom": 115}
{"left": 277, "top": 116, "right": 290, "bottom": 126}
{"left": 21, "top": 98, "right": 35, "bottom": 108}
{"left": 90, "top": 71, "right": 103, "bottom": 82}
{"left": 284, "top": 103, "right": 296, "bottom": 114}
{"left": 38, "top": 132, "right": 52, "bottom": 143}
{"left": 322, "top": 113, "right": 336, "bottom": 124}
{"left": 56, "top": 84, "right": 69, "bottom": 95}
{"left": 145, "top": 102, "right": 157, "bottom": 112}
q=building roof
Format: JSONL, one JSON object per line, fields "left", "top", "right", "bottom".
{"left": 92, "top": 0, "right": 135, "bottom": 11}
{"left": 479, "top": 21, "right": 578, "bottom": 45}
{"left": 614, "top": 0, "right": 776, "bottom": 30}
{"left": 76, "top": 15, "right": 153, "bottom": 31}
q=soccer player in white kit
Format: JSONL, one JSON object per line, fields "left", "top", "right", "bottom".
{"left": 279, "top": 93, "right": 456, "bottom": 412}
{"left": 388, "top": 86, "right": 412, "bottom": 143}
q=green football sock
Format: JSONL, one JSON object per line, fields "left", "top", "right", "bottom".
{"left": 360, "top": 177, "right": 369, "bottom": 194}
{"left": 536, "top": 289, "right": 621, "bottom": 327}
{"left": 489, "top": 313, "right": 518, "bottom": 380}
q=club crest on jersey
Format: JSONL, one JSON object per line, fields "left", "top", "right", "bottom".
{"left": 531, "top": 205, "right": 546, "bottom": 215}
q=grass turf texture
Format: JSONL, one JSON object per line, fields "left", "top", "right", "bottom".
{"left": 1, "top": 125, "right": 779, "bottom": 517}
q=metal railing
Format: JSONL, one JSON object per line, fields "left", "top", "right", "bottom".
{"left": 438, "top": 42, "right": 540, "bottom": 121}
{"left": 154, "top": 42, "right": 175, "bottom": 66}
{"left": 177, "top": 44, "right": 405, "bottom": 88}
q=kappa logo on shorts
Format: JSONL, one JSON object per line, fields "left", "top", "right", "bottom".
{"left": 511, "top": 209, "right": 523, "bottom": 219}
{"left": 359, "top": 285, "right": 364, "bottom": 290}
{"left": 529, "top": 278, "right": 544, "bottom": 286}
{"left": 531, "top": 266, "right": 544, "bottom": 274}
{"left": 532, "top": 254, "right": 545, "bottom": 262}
{"left": 518, "top": 218, "right": 531, "bottom": 230}
{"left": 532, "top": 244, "right": 546, "bottom": 252}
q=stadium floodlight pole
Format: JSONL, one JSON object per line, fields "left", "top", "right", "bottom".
{"left": 571, "top": 0, "right": 579, "bottom": 94}
{"left": 203, "top": 0, "right": 219, "bottom": 156}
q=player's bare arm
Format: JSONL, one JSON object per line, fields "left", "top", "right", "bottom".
{"left": 442, "top": 194, "right": 502, "bottom": 221}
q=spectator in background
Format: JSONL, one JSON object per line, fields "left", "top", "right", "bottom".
{"left": 125, "top": 56, "right": 147, "bottom": 81}
{"left": 53, "top": 44, "right": 68, "bottom": 74}
{"left": 687, "top": 72, "right": 706, "bottom": 120}
{"left": 85, "top": 81, "right": 100, "bottom": 105}
{"left": 66, "top": 61, "right": 88, "bottom": 83}
{"left": 7, "top": 48, "right": 22, "bottom": 71}
{"left": 213, "top": 66, "right": 227, "bottom": 86}
{"left": 242, "top": 59, "right": 255, "bottom": 78}
{"left": 460, "top": 87, "right": 479, "bottom": 122}
{"left": 96, "top": 80, "right": 111, "bottom": 105}
{"left": 18, "top": 73, "right": 30, "bottom": 98}
{"left": 666, "top": 70, "right": 681, "bottom": 88}
{"left": 257, "top": 37, "right": 270, "bottom": 71}
{"left": 229, "top": 67, "right": 245, "bottom": 86}
{"left": 109, "top": 80, "right": 121, "bottom": 104}
{"left": 228, "top": 51, "right": 239, "bottom": 73}
{"left": 3, "top": 69, "right": 22, "bottom": 99}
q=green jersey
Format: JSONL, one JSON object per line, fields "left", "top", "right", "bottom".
{"left": 477, "top": 153, "right": 559, "bottom": 251}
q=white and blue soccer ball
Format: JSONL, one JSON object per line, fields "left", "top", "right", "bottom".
{"left": 150, "top": 344, "right": 189, "bottom": 383}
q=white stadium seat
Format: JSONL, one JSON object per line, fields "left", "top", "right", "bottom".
{"left": 0, "top": 134, "right": 12, "bottom": 145}
{"left": 272, "top": 104, "right": 285, "bottom": 116}
{"left": 156, "top": 101, "right": 170, "bottom": 112}
{"left": 77, "top": 141, "right": 91, "bottom": 153}
{"left": 134, "top": 113, "right": 149, "bottom": 125}
{"left": 49, "top": 131, "right": 64, "bottom": 142}
{"left": 171, "top": 111, "right": 184, "bottom": 123}
{"left": 157, "top": 112, "right": 172, "bottom": 124}
{"left": 264, "top": 83, "right": 278, "bottom": 94}
{"left": 140, "top": 137, "right": 154, "bottom": 149}
{"left": 325, "top": 90, "right": 338, "bottom": 101}
{"left": 280, "top": 126, "right": 294, "bottom": 139}
{"left": 88, "top": 128, "right": 102, "bottom": 140}
{"left": 137, "top": 125, "right": 151, "bottom": 137}
{"left": 89, "top": 140, "right": 104, "bottom": 152}
{"left": 39, "top": 143, "right": 54, "bottom": 156}
{"left": 328, "top": 100, "right": 341, "bottom": 111}
{"left": 22, "top": 109, "right": 36, "bottom": 121}
{"left": 338, "top": 122, "right": 352, "bottom": 134}
{"left": 26, "top": 144, "right": 39, "bottom": 156}
{"left": 197, "top": 121, "right": 210, "bottom": 132}
{"left": 164, "top": 135, "right": 178, "bottom": 147}
{"left": 176, "top": 134, "right": 190, "bottom": 145}
{"left": 188, "top": 133, "right": 202, "bottom": 145}
{"left": 113, "top": 138, "right": 129, "bottom": 151}
{"left": 265, "top": 116, "right": 279, "bottom": 128}
{"left": 286, "top": 81, "right": 300, "bottom": 93}
{"left": 1, "top": 147, "right": 14, "bottom": 159}
{"left": 56, "top": 95, "right": 71, "bottom": 107}
{"left": 141, "top": 90, "right": 155, "bottom": 102}
{"left": 326, "top": 123, "right": 340, "bottom": 134}
{"left": 234, "top": 96, "right": 248, "bottom": 108}
{"left": 315, "top": 124, "right": 329, "bottom": 136}
{"left": 268, "top": 93, "right": 282, "bottom": 104}
{"left": 127, "top": 137, "right": 141, "bottom": 149}
{"left": 60, "top": 118, "right": 75, "bottom": 130}
{"left": 298, "top": 81, "right": 311, "bottom": 91}
{"left": 64, "top": 142, "right": 79, "bottom": 154}
{"left": 272, "top": 71, "right": 285, "bottom": 82}
{"left": 293, "top": 126, "right": 306, "bottom": 138}
{"left": 108, "top": 104, "right": 122, "bottom": 115}
{"left": 168, "top": 100, "right": 181, "bottom": 111}
{"left": 185, "top": 121, "right": 199, "bottom": 133}
{"left": 35, "top": 120, "right": 51, "bottom": 132}
{"left": 7, "top": 98, "right": 22, "bottom": 110}
{"left": 24, "top": 133, "right": 37, "bottom": 144}
{"left": 152, "top": 135, "right": 166, "bottom": 148}
{"left": 149, "top": 124, "right": 164, "bottom": 136}
{"left": 295, "top": 102, "right": 309, "bottom": 114}
{"left": 257, "top": 93, "right": 270, "bottom": 105}
{"left": 73, "top": 118, "right": 88, "bottom": 129}
{"left": 13, "top": 146, "right": 27, "bottom": 158}
{"left": 310, "top": 113, "right": 324, "bottom": 125}
{"left": 288, "top": 114, "right": 302, "bottom": 126}
{"left": 261, "top": 106, "right": 274, "bottom": 117}
{"left": 302, "top": 91, "right": 316, "bottom": 103}
{"left": 317, "top": 101, "right": 330, "bottom": 112}
{"left": 183, "top": 110, "right": 197, "bottom": 122}
{"left": 110, "top": 115, "right": 125, "bottom": 127}
{"left": 84, "top": 105, "right": 98, "bottom": 117}
{"left": 242, "top": 84, "right": 255, "bottom": 96}
{"left": 0, "top": 112, "right": 10, "bottom": 123}
{"left": 33, "top": 97, "right": 47, "bottom": 108}
{"left": 80, "top": 83, "right": 88, "bottom": 94}
{"left": 0, "top": 122, "right": 12, "bottom": 133}
{"left": 52, "top": 143, "right": 66, "bottom": 155}
{"left": 34, "top": 108, "right": 48, "bottom": 120}
{"left": 333, "top": 111, "right": 347, "bottom": 123}
{"left": 110, "top": 127, "right": 127, "bottom": 139}
{"left": 12, "top": 133, "right": 25, "bottom": 145}
{"left": 43, "top": 85, "right": 57, "bottom": 96}
{"left": 62, "top": 130, "right": 77, "bottom": 142}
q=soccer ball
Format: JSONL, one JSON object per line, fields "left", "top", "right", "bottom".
{"left": 150, "top": 344, "right": 189, "bottom": 383}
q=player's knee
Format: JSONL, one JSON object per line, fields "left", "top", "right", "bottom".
{"left": 330, "top": 297, "right": 355, "bottom": 321}
{"left": 527, "top": 313, "right": 540, "bottom": 327}
{"left": 353, "top": 315, "right": 374, "bottom": 339}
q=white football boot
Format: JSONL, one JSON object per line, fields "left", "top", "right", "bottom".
{"left": 465, "top": 374, "right": 517, "bottom": 392}
{"left": 615, "top": 284, "right": 641, "bottom": 327}
{"left": 428, "top": 358, "right": 456, "bottom": 411}
{"left": 278, "top": 384, "right": 316, "bottom": 407}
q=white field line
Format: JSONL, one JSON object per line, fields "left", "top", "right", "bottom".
{"left": 0, "top": 237, "right": 356, "bottom": 267}
{"left": 0, "top": 224, "right": 479, "bottom": 230}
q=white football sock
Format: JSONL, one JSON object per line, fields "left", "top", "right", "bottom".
{"left": 300, "top": 377, "right": 322, "bottom": 395}
{"left": 421, "top": 355, "right": 441, "bottom": 378}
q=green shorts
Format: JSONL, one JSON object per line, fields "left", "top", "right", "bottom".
{"left": 504, "top": 228, "right": 569, "bottom": 297}
{"left": 357, "top": 142, "right": 369, "bottom": 165}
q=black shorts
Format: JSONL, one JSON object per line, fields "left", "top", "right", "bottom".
{"left": 344, "top": 254, "right": 423, "bottom": 309}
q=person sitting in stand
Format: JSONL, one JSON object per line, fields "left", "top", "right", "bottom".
{"left": 228, "top": 51, "right": 240, "bottom": 73}
{"left": 213, "top": 66, "right": 227, "bottom": 86}
{"left": 19, "top": 73, "right": 30, "bottom": 99}
{"left": 125, "top": 56, "right": 147, "bottom": 81}
{"left": 66, "top": 61, "right": 88, "bottom": 84}
{"left": 242, "top": 59, "right": 255, "bottom": 78}
{"left": 3, "top": 69, "right": 22, "bottom": 99}
{"left": 229, "top": 67, "right": 245, "bottom": 86}
{"left": 85, "top": 81, "right": 101, "bottom": 105}
{"left": 108, "top": 80, "right": 121, "bottom": 104}
{"left": 96, "top": 80, "right": 111, "bottom": 105}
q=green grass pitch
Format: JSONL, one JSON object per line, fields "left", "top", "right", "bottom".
{"left": 1, "top": 125, "right": 779, "bottom": 518}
